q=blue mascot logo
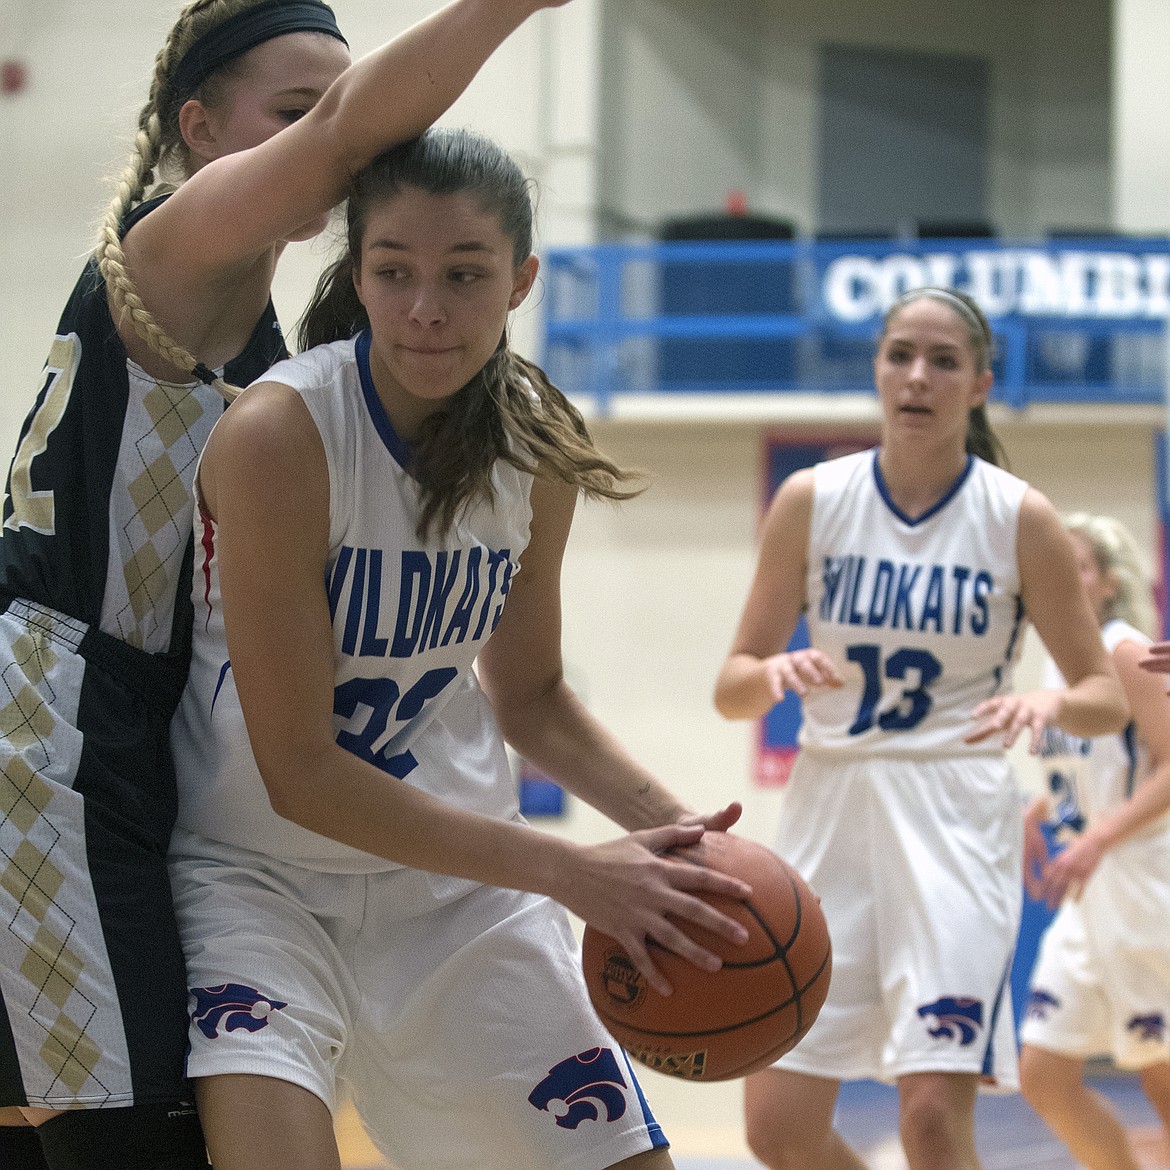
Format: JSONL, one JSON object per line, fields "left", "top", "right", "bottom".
{"left": 1025, "top": 989, "right": 1061, "bottom": 1021}
{"left": 190, "top": 983, "right": 289, "bottom": 1040}
{"left": 1127, "top": 1013, "right": 1166, "bottom": 1042}
{"left": 917, "top": 996, "right": 984, "bottom": 1046}
{"left": 528, "top": 1047, "right": 628, "bottom": 1130}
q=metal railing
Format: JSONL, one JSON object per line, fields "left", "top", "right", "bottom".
{"left": 542, "top": 237, "right": 1170, "bottom": 413}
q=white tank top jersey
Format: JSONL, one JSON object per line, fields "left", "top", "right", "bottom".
{"left": 1040, "top": 619, "right": 1167, "bottom": 837}
{"left": 800, "top": 449, "right": 1030, "bottom": 758}
{"left": 172, "top": 331, "right": 535, "bottom": 872}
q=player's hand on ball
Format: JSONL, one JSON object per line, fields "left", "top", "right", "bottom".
{"left": 676, "top": 800, "right": 744, "bottom": 835}
{"left": 966, "top": 688, "right": 1063, "bottom": 753}
{"left": 565, "top": 826, "right": 751, "bottom": 997}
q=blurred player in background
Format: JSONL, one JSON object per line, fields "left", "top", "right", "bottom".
{"left": 714, "top": 287, "right": 1128, "bottom": 1170}
{"left": 1021, "top": 512, "right": 1170, "bottom": 1170}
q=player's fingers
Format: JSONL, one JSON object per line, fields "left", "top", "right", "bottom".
{"left": 962, "top": 719, "right": 995, "bottom": 744}
{"left": 648, "top": 917, "right": 725, "bottom": 976}
{"left": 622, "top": 938, "right": 674, "bottom": 997}
{"left": 796, "top": 655, "right": 841, "bottom": 689}
{"left": 670, "top": 860, "right": 752, "bottom": 904}
{"left": 1026, "top": 714, "right": 1047, "bottom": 755}
{"left": 969, "top": 698, "right": 1000, "bottom": 720}
{"left": 639, "top": 822, "right": 704, "bottom": 854}
{"left": 998, "top": 703, "right": 1032, "bottom": 748}
{"left": 698, "top": 803, "right": 743, "bottom": 833}
{"left": 810, "top": 652, "right": 845, "bottom": 686}
{"left": 666, "top": 886, "right": 750, "bottom": 946}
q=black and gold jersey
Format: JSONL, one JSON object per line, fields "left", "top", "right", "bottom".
{"left": 0, "top": 196, "right": 287, "bottom": 654}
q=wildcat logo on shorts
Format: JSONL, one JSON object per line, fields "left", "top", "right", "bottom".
{"left": 1025, "top": 989, "right": 1061, "bottom": 1021}
{"left": 1127, "top": 1013, "right": 1167, "bottom": 1042}
{"left": 190, "top": 983, "right": 289, "bottom": 1040}
{"left": 917, "top": 996, "right": 984, "bottom": 1046}
{"left": 528, "top": 1047, "right": 628, "bottom": 1130}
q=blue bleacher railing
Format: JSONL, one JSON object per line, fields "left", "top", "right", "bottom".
{"left": 542, "top": 238, "right": 1170, "bottom": 413}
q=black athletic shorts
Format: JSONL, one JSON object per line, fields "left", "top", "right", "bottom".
{"left": 0, "top": 593, "right": 192, "bottom": 1110}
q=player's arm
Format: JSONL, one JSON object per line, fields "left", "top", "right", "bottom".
{"left": 477, "top": 476, "right": 740, "bottom": 836}
{"left": 130, "top": 0, "right": 565, "bottom": 286}
{"left": 969, "top": 488, "right": 1128, "bottom": 750}
{"left": 1035, "top": 637, "right": 1170, "bottom": 904}
{"left": 202, "top": 410, "right": 746, "bottom": 994}
{"left": 714, "top": 469, "right": 842, "bottom": 721}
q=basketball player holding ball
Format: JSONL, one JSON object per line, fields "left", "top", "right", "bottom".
{"left": 167, "top": 127, "right": 750, "bottom": 1170}
{"left": 0, "top": 2, "right": 574, "bottom": 1168}
{"left": 714, "top": 287, "right": 1128, "bottom": 1170}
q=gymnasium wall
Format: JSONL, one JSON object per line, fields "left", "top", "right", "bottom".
{"left": 599, "top": 0, "right": 1113, "bottom": 238}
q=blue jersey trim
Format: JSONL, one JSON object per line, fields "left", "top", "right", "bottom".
{"left": 981, "top": 957, "right": 1013, "bottom": 1077}
{"left": 871, "top": 450, "right": 975, "bottom": 527}
{"left": 1123, "top": 721, "right": 1139, "bottom": 798}
{"left": 617, "top": 1049, "right": 670, "bottom": 1150}
{"left": 355, "top": 330, "right": 412, "bottom": 470}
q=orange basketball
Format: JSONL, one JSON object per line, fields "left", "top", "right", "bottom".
{"left": 581, "top": 831, "right": 831, "bottom": 1082}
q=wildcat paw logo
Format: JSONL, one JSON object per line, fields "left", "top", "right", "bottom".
{"left": 528, "top": 1047, "right": 628, "bottom": 1130}
{"left": 917, "top": 996, "right": 984, "bottom": 1046}
{"left": 1025, "top": 989, "right": 1061, "bottom": 1021}
{"left": 190, "top": 983, "right": 289, "bottom": 1040}
{"left": 1127, "top": 1013, "right": 1166, "bottom": 1043}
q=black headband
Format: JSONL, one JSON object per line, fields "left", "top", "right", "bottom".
{"left": 172, "top": 0, "right": 347, "bottom": 100}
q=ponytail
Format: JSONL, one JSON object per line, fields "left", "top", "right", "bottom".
{"left": 966, "top": 404, "right": 1008, "bottom": 469}
{"left": 297, "top": 255, "right": 369, "bottom": 353}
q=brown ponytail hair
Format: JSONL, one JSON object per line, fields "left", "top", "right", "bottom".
{"left": 297, "top": 128, "right": 645, "bottom": 540}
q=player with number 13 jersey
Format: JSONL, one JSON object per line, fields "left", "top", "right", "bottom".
{"left": 800, "top": 448, "right": 1028, "bottom": 757}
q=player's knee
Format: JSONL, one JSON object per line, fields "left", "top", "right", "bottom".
{"left": 1018, "top": 1050, "right": 1049, "bottom": 1110}
{"left": 1019, "top": 1045, "right": 1073, "bottom": 1115}
{"left": 898, "top": 1090, "right": 969, "bottom": 1163}
{"left": 1138, "top": 1062, "right": 1170, "bottom": 1121}
{"left": 35, "top": 1101, "right": 209, "bottom": 1170}
{"left": 743, "top": 1111, "right": 814, "bottom": 1170}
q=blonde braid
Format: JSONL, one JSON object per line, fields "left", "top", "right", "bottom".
{"left": 96, "top": 0, "right": 261, "bottom": 403}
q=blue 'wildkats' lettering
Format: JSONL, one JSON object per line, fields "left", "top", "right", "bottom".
{"left": 821, "top": 555, "right": 992, "bottom": 635}
{"left": 326, "top": 545, "right": 513, "bottom": 658}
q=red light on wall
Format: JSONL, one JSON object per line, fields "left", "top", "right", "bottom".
{"left": 2, "top": 60, "right": 29, "bottom": 95}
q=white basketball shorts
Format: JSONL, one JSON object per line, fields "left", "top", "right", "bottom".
{"left": 769, "top": 752, "right": 1022, "bottom": 1088}
{"left": 1021, "top": 835, "right": 1170, "bottom": 1070}
{"left": 169, "top": 830, "right": 669, "bottom": 1169}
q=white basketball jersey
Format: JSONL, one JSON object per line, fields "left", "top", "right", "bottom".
{"left": 1040, "top": 620, "right": 1166, "bottom": 836}
{"left": 173, "top": 332, "right": 534, "bottom": 871}
{"left": 800, "top": 449, "right": 1029, "bottom": 757}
